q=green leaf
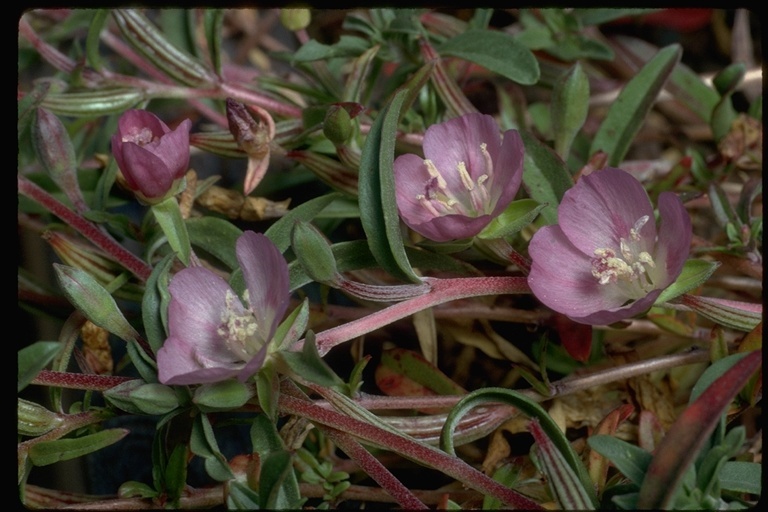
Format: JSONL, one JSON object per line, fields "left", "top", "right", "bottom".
{"left": 190, "top": 413, "right": 234, "bottom": 482}
{"left": 551, "top": 62, "right": 590, "bottom": 158}
{"left": 152, "top": 197, "right": 191, "bottom": 266}
{"left": 265, "top": 192, "right": 344, "bottom": 253}
{"left": 276, "top": 331, "right": 345, "bottom": 390}
{"left": 141, "top": 253, "right": 174, "bottom": 354}
{"left": 637, "top": 350, "right": 762, "bottom": 509}
{"left": 227, "top": 480, "right": 261, "bottom": 509}
{"left": 530, "top": 419, "right": 595, "bottom": 509}
{"left": 186, "top": 216, "right": 242, "bottom": 270}
{"left": 358, "top": 88, "right": 420, "bottom": 283}
{"left": 438, "top": 29, "right": 540, "bottom": 85}
{"left": 193, "top": 380, "right": 254, "bottom": 411}
{"left": 292, "top": 35, "right": 369, "bottom": 62}
{"left": 477, "top": 198, "right": 547, "bottom": 239}
{"left": 18, "top": 342, "right": 61, "bottom": 393}
{"left": 126, "top": 339, "right": 158, "bottom": 384}
{"left": 654, "top": 259, "right": 720, "bottom": 305}
{"left": 203, "top": 9, "right": 224, "bottom": 76}
{"left": 163, "top": 443, "right": 188, "bottom": 506}
{"left": 520, "top": 130, "right": 574, "bottom": 224}
{"left": 54, "top": 264, "right": 139, "bottom": 342}
{"left": 291, "top": 221, "right": 340, "bottom": 284}
{"left": 85, "top": 9, "right": 110, "bottom": 72}
{"left": 440, "top": 387, "right": 597, "bottom": 507}
{"left": 719, "top": 461, "right": 762, "bottom": 495}
{"left": 260, "top": 451, "right": 295, "bottom": 509}
{"left": 587, "top": 434, "right": 652, "bottom": 486}
{"left": 29, "top": 428, "right": 129, "bottom": 466}
{"left": 590, "top": 44, "right": 682, "bottom": 166}
{"left": 575, "top": 8, "right": 662, "bottom": 26}
{"left": 380, "top": 347, "right": 465, "bottom": 396}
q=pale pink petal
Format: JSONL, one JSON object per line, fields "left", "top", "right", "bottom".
{"left": 528, "top": 225, "right": 630, "bottom": 317}
{"left": 237, "top": 232, "right": 290, "bottom": 341}
{"left": 654, "top": 191, "right": 692, "bottom": 286}
{"left": 559, "top": 168, "right": 656, "bottom": 256}
{"left": 157, "top": 335, "right": 242, "bottom": 385}
{"left": 488, "top": 129, "right": 525, "bottom": 212}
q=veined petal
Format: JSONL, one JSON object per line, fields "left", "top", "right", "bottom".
{"left": 119, "top": 143, "right": 174, "bottom": 198}
{"left": 654, "top": 191, "right": 692, "bottom": 286}
{"left": 151, "top": 118, "right": 192, "bottom": 180}
{"left": 489, "top": 129, "right": 525, "bottom": 212}
{"left": 237, "top": 232, "right": 290, "bottom": 341}
{"left": 416, "top": 214, "right": 494, "bottom": 242}
{"left": 528, "top": 225, "right": 630, "bottom": 318}
{"left": 559, "top": 168, "right": 656, "bottom": 256}
{"left": 158, "top": 335, "right": 242, "bottom": 385}
{"left": 571, "top": 291, "right": 661, "bottom": 326}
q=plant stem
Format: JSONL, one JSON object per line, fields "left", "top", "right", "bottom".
{"left": 18, "top": 176, "right": 153, "bottom": 282}
{"left": 301, "top": 276, "right": 530, "bottom": 356}
{"left": 32, "top": 370, "right": 133, "bottom": 391}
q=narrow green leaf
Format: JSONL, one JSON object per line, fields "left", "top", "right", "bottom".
{"left": 654, "top": 259, "right": 720, "bottom": 305}
{"left": 477, "top": 198, "right": 547, "bottom": 239}
{"left": 29, "top": 428, "right": 129, "bottom": 466}
{"left": 637, "top": 350, "right": 762, "bottom": 509}
{"left": 440, "top": 387, "right": 597, "bottom": 506}
{"left": 530, "top": 419, "right": 594, "bottom": 509}
{"left": 163, "top": 443, "right": 188, "bottom": 506}
{"left": 358, "top": 88, "right": 420, "bottom": 283}
{"left": 260, "top": 451, "right": 294, "bottom": 510}
{"left": 587, "top": 434, "right": 652, "bottom": 486}
{"left": 520, "top": 130, "right": 574, "bottom": 224}
{"left": 85, "top": 9, "right": 110, "bottom": 72}
{"left": 343, "top": 44, "right": 379, "bottom": 103}
{"left": 186, "top": 216, "right": 242, "bottom": 270}
{"left": 271, "top": 299, "right": 310, "bottom": 353}
{"left": 54, "top": 264, "right": 139, "bottom": 342}
{"left": 203, "top": 9, "right": 224, "bottom": 76}
{"left": 438, "top": 29, "right": 540, "bottom": 85}
{"left": 152, "top": 197, "right": 191, "bottom": 266}
{"left": 552, "top": 62, "right": 589, "bottom": 158}
{"left": 190, "top": 414, "right": 234, "bottom": 482}
{"left": 141, "top": 253, "right": 174, "bottom": 354}
{"left": 380, "top": 347, "right": 465, "bottom": 396}
{"left": 265, "top": 192, "right": 343, "bottom": 252}
{"left": 276, "top": 331, "right": 344, "bottom": 390}
{"left": 18, "top": 342, "right": 61, "bottom": 393}
{"left": 590, "top": 44, "right": 682, "bottom": 166}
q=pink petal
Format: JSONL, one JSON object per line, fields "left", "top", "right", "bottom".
{"left": 236, "top": 232, "right": 290, "bottom": 341}
{"left": 119, "top": 143, "right": 174, "bottom": 198}
{"left": 654, "top": 191, "right": 692, "bottom": 286}
{"left": 157, "top": 335, "right": 242, "bottom": 385}
{"left": 527, "top": 225, "right": 630, "bottom": 318}
{"left": 559, "top": 168, "right": 656, "bottom": 256}
{"left": 117, "top": 109, "right": 171, "bottom": 137}
{"left": 571, "top": 291, "right": 661, "bottom": 325}
{"left": 488, "top": 128, "right": 524, "bottom": 213}
{"left": 151, "top": 118, "right": 192, "bottom": 180}
{"left": 416, "top": 214, "right": 494, "bottom": 242}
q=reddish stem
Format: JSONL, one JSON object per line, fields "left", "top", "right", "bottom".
{"left": 32, "top": 370, "right": 134, "bottom": 391}
{"left": 304, "top": 276, "right": 530, "bottom": 355}
{"left": 18, "top": 176, "right": 153, "bottom": 282}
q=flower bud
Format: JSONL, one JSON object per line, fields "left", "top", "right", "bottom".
{"left": 291, "top": 221, "right": 341, "bottom": 286}
{"left": 280, "top": 8, "right": 311, "bottom": 31}
{"left": 111, "top": 109, "right": 192, "bottom": 203}
{"left": 18, "top": 399, "right": 63, "bottom": 437}
{"left": 323, "top": 104, "right": 353, "bottom": 145}
{"left": 226, "top": 98, "right": 271, "bottom": 158}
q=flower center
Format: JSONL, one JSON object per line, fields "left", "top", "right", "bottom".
{"left": 590, "top": 215, "right": 658, "bottom": 299}
{"left": 216, "top": 290, "right": 264, "bottom": 360}
{"left": 415, "top": 142, "right": 493, "bottom": 218}
{"left": 122, "top": 126, "right": 158, "bottom": 146}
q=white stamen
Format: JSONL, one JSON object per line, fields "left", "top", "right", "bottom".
{"left": 456, "top": 161, "right": 474, "bottom": 191}
{"left": 424, "top": 159, "right": 447, "bottom": 189}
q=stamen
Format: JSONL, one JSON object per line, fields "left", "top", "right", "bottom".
{"left": 480, "top": 143, "right": 493, "bottom": 176}
{"left": 424, "top": 159, "right": 447, "bottom": 189}
{"left": 630, "top": 215, "right": 649, "bottom": 240}
{"left": 417, "top": 194, "right": 441, "bottom": 217}
{"left": 456, "top": 161, "right": 474, "bottom": 191}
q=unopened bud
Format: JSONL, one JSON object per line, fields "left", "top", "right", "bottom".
{"left": 291, "top": 221, "right": 341, "bottom": 286}
{"left": 129, "top": 383, "right": 180, "bottom": 415}
{"left": 323, "top": 105, "right": 352, "bottom": 145}
{"left": 280, "top": 8, "right": 311, "bottom": 31}
{"left": 226, "top": 98, "right": 270, "bottom": 159}
{"left": 18, "top": 399, "right": 63, "bottom": 437}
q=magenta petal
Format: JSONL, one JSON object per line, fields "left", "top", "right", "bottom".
{"left": 559, "top": 168, "right": 656, "bottom": 256}
{"left": 119, "top": 143, "right": 174, "bottom": 198}
{"left": 236, "top": 232, "right": 290, "bottom": 340}
{"left": 571, "top": 291, "right": 661, "bottom": 326}
{"left": 654, "top": 191, "right": 692, "bottom": 286}
{"left": 394, "top": 153, "right": 435, "bottom": 227}
{"left": 527, "top": 225, "right": 630, "bottom": 317}
{"left": 118, "top": 109, "right": 171, "bottom": 137}
{"left": 417, "top": 214, "right": 494, "bottom": 242}
{"left": 489, "top": 129, "right": 524, "bottom": 212}
{"left": 151, "top": 118, "right": 192, "bottom": 179}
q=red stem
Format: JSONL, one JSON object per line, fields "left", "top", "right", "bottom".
{"left": 32, "top": 370, "right": 135, "bottom": 391}
{"left": 304, "top": 276, "right": 530, "bottom": 355}
{"left": 18, "top": 175, "right": 153, "bottom": 282}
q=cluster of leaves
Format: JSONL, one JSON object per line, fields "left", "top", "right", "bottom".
{"left": 18, "top": 7, "right": 761, "bottom": 510}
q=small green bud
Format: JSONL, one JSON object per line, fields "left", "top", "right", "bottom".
{"left": 291, "top": 221, "right": 340, "bottom": 285}
{"left": 192, "top": 379, "right": 253, "bottom": 411}
{"left": 323, "top": 105, "right": 353, "bottom": 145}
{"left": 18, "top": 399, "right": 63, "bottom": 437}
{"left": 280, "top": 8, "right": 311, "bottom": 31}
{"left": 129, "top": 383, "right": 180, "bottom": 415}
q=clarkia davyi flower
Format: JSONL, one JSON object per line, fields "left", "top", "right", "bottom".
{"left": 111, "top": 109, "right": 192, "bottom": 203}
{"left": 394, "top": 113, "right": 524, "bottom": 242}
{"left": 527, "top": 167, "right": 691, "bottom": 325}
{"left": 157, "top": 232, "right": 290, "bottom": 385}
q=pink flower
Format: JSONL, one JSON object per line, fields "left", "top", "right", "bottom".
{"left": 157, "top": 232, "right": 290, "bottom": 385}
{"left": 111, "top": 110, "right": 192, "bottom": 202}
{"left": 527, "top": 167, "right": 691, "bottom": 325}
{"left": 394, "top": 113, "right": 524, "bottom": 242}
